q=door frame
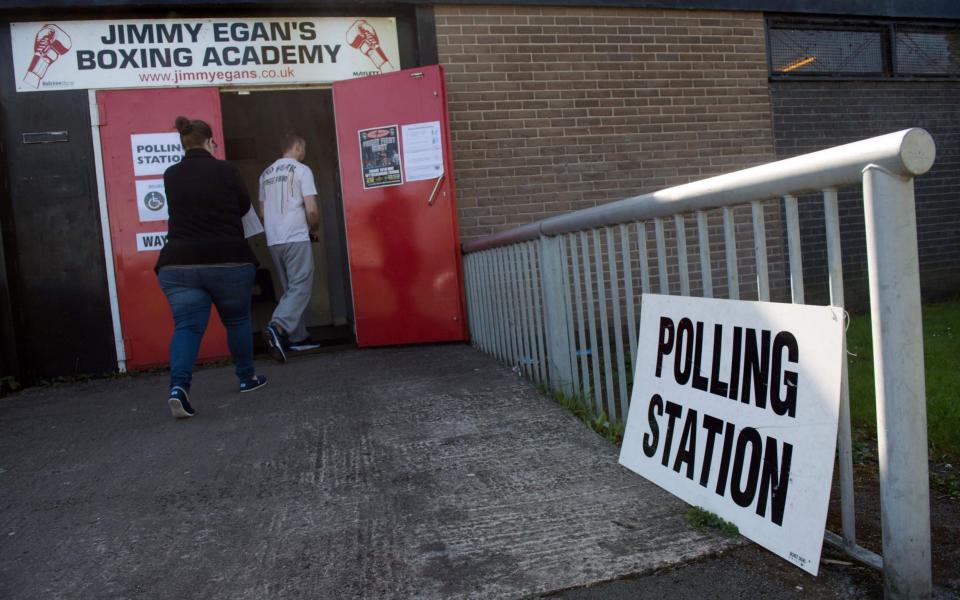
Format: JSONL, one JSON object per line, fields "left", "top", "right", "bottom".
{"left": 90, "top": 83, "right": 355, "bottom": 370}
{"left": 88, "top": 89, "right": 127, "bottom": 373}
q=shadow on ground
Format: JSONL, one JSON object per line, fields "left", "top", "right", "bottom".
{"left": 1, "top": 345, "right": 735, "bottom": 599}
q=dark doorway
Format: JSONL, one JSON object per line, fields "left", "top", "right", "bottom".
{"left": 220, "top": 88, "right": 353, "bottom": 345}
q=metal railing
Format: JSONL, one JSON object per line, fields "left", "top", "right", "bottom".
{"left": 461, "top": 129, "right": 936, "bottom": 598}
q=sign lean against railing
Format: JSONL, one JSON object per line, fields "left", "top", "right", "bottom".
{"left": 461, "top": 129, "right": 935, "bottom": 598}
{"left": 620, "top": 295, "right": 844, "bottom": 575}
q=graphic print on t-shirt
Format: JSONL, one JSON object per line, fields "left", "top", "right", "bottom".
{"left": 259, "top": 157, "right": 318, "bottom": 246}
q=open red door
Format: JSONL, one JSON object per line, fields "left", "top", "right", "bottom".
{"left": 332, "top": 65, "right": 467, "bottom": 347}
{"left": 97, "top": 88, "right": 229, "bottom": 369}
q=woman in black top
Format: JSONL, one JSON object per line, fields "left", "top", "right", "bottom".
{"left": 156, "top": 116, "right": 267, "bottom": 419}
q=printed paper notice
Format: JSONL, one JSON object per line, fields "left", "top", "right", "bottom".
{"left": 359, "top": 125, "right": 402, "bottom": 189}
{"left": 135, "top": 179, "right": 169, "bottom": 222}
{"left": 131, "top": 132, "right": 183, "bottom": 177}
{"left": 401, "top": 121, "right": 444, "bottom": 182}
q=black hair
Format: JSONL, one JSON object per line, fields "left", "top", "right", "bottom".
{"left": 281, "top": 132, "right": 306, "bottom": 154}
{"left": 174, "top": 116, "right": 213, "bottom": 150}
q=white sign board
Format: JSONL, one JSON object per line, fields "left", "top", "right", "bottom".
{"left": 401, "top": 121, "right": 444, "bottom": 182}
{"left": 11, "top": 17, "right": 399, "bottom": 92}
{"left": 619, "top": 295, "right": 843, "bottom": 575}
{"left": 136, "top": 231, "right": 167, "bottom": 252}
{"left": 135, "top": 178, "right": 168, "bottom": 222}
{"left": 131, "top": 133, "right": 183, "bottom": 177}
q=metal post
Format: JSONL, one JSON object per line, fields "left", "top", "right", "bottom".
{"left": 824, "top": 188, "right": 858, "bottom": 548}
{"left": 722, "top": 207, "right": 740, "bottom": 300}
{"left": 862, "top": 165, "right": 931, "bottom": 599}
{"left": 783, "top": 194, "right": 805, "bottom": 304}
{"left": 696, "top": 210, "right": 713, "bottom": 298}
{"left": 674, "top": 214, "right": 690, "bottom": 296}
{"left": 539, "top": 235, "right": 575, "bottom": 396}
{"left": 751, "top": 201, "right": 770, "bottom": 302}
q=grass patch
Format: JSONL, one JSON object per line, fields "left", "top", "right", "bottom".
{"left": 541, "top": 384, "right": 625, "bottom": 446}
{"left": 931, "top": 472, "right": 960, "bottom": 502}
{"left": 686, "top": 507, "right": 739, "bottom": 537}
{"left": 846, "top": 299, "right": 960, "bottom": 461}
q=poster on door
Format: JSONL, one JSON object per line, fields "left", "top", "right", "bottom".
{"left": 358, "top": 125, "right": 402, "bottom": 189}
{"left": 131, "top": 132, "right": 183, "bottom": 177}
{"left": 135, "top": 179, "right": 169, "bottom": 222}
{"left": 136, "top": 231, "right": 168, "bottom": 252}
{"left": 401, "top": 120, "right": 444, "bottom": 182}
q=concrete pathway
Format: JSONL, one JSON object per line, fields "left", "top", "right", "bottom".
{"left": 0, "top": 345, "right": 735, "bottom": 599}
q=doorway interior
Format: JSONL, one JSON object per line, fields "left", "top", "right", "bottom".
{"left": 220, "top": 88, "right": 353, "bottom": 345}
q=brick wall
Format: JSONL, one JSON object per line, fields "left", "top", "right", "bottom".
{"left": 435, "top": 5, "right": 777, "bottom": 241}
{"left": 771, "top": 81, "right": 960, "bottom": 309}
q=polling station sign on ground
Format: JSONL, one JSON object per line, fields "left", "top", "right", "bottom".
{"left": 11, "top": 17, "right": 399, "bottom": 92}
{"left": 619, "top": 295, "right": 843, "bottom": 575}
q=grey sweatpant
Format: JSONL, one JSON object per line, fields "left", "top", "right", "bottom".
{"left": 268, "top": 241, "right": 314, "bottom": 343}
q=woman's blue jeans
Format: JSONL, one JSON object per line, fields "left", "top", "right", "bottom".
{"left": 157, "top": 264, "right": 256, "bottom": 391}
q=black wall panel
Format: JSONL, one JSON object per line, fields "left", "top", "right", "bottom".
{"left": 771, "top": 81, "right": 960, "bottom": 311}
{"left": 0, "top": 24, "right": 117, "bottom": 381}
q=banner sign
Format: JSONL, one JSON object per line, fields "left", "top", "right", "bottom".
{"left": 11, "top": 17, "right": 399, "bottom": 92}
{"left": 619, "top": 295, "right": 843, "bottom": 575}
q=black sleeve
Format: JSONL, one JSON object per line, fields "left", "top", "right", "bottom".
{"left": 231, "top": 164, "right": 252, "bottom": 216}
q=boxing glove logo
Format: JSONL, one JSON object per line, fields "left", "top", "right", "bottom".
{"left": 24, "top": 24, "right": 72, "bottom": 89}
{"left": 346, "top": 19, "right": 395, "bottom": 73}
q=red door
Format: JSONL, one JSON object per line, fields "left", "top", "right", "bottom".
{"left": 332, "top": 65, "right": 467, "bottom": 347}
{"left": 97, "top": 88, "right": 229, "bottom": 369}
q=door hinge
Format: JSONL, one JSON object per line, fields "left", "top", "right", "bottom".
{"left": 95, "top": 102, "right": 106, "bottom": 127}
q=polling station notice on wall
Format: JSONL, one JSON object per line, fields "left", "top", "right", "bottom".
{"left": 11, "top": 17, "right": 399, "bottom": 92}
{"left": 619, "top": 295, "right": 843, "bottom": 575}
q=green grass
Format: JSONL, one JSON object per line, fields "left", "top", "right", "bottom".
{"left": 685, "top": 507, "right": 739, "bottom": 537}
{"left": 540, "top": 384, "right": 625, "bottom": 446}
{"left": 846, "top": 299, "right": 960, "bottom": 461}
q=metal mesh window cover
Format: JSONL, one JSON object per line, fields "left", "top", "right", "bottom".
{"left": 896, "top": 30, "right": 960, "bottom": 75}
{"left": 769, "top": 28, "right": 884, "bottom": 75}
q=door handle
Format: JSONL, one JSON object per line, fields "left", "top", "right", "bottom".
{"left": 427, "top": 174, "right": 445, "bottom": 206}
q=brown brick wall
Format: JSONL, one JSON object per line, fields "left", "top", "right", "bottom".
{"left": 436, "top": 5, "right": 777, "bottom": 241}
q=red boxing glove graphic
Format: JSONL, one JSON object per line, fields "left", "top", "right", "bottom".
{"left": 24, "top": 24, "right": 72, "bottom": 89}
{"left": 346, "top": 19, "right": 395, "bottom": 73}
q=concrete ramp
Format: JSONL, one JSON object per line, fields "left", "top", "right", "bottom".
{"left": 0, "top": 345, "right": 736, "bottom": 599}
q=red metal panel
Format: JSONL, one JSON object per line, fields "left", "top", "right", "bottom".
{"left": 333, "top": 65, "right": 467, "bottom": 347}
{"left": 97, "top": 88, "right": 229, "bottom": 368}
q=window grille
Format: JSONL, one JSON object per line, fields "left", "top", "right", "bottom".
{"left": 769, "top": 28, "right": 884, "bottom": 75}
{"left": 768, "top": 19, "right": 960, "bottom": 79}
{"left": 896, "top": 29, "right": 960, "bottom": 76}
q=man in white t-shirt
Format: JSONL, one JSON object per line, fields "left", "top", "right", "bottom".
{"left": 259, "top": 133, "right": 321, "bottom": 362}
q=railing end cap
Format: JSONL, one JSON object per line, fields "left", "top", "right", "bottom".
{"left": 900, "top": 128, "right": 936, "bottom": 176}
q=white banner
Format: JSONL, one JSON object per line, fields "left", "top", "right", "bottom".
{"left": 11, "top": 17, "right": 399, "bottom": 92}
{"left": 619, "top": 295, "right": 843, "bottom": 575}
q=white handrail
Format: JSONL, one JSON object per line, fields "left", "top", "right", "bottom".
{"left": 463, "top": 128, "right": 935, "bottom": 253}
